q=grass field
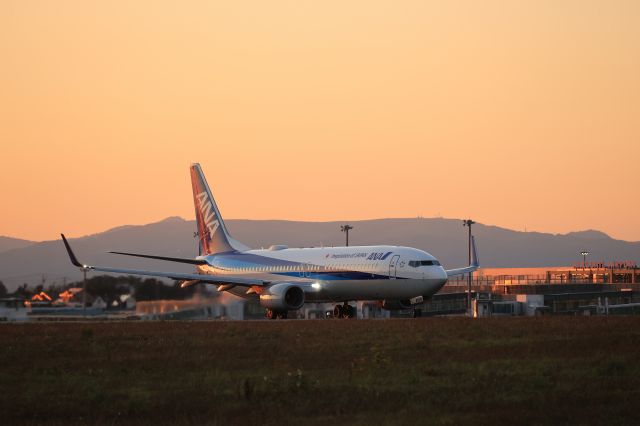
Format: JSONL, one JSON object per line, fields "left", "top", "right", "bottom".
{"left": 2, "top": 317, "right": 640, "bottom": 425}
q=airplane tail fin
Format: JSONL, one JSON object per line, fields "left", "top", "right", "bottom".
{"left": 190, "top": 163, "right": 249, "bottom": 255}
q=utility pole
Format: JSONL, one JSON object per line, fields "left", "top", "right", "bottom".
{"left": 341, "top": 224, "right": 353, "bottom": 247}
{"left": 463, "top": 219, "right": 475, "bottom": 317}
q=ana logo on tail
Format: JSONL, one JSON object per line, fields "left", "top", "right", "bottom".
{"left": 196, "top": 191, "right": 220, "bottom": 239}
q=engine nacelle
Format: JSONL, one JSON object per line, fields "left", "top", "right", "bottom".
{"left": 381, "top": 299, "right": 412, "bottom": 310}
{"left": 259, "top": 283, "right": 305, "bottom": 310}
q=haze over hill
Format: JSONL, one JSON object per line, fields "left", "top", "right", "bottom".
{"left": 0, "top": 217, "right": 638, "bottom": 291}
{"left": 0, "top": 236, "right": 35, "bottom": 254}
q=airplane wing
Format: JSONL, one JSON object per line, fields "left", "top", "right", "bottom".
{"left": 109, "top": 251, "right": 208, "bottom": 265}
{"left": 60, "top": 234, "right": 267, "bottom": 288}
{"left": 445, "top": 265, "right": 478, "bottom": 277}
{"left": 445, "top": 235, "right": 480, "bottom": 277}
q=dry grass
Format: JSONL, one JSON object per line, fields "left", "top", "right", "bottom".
{"left": 2, "top": 317, "right": 640, "bottom": 425}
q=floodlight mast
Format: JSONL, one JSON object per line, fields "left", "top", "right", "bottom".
{"left": 341, "top": 224, "right": 354, "bottom": 247}
{"left": 82, "top": 268, "right": 87, "bottom": 317}
{"left": 581, "top": 250, "right": 589, "bottom": 269}
{"left": 463, "top": 219, "right": 476, "bottom": 317}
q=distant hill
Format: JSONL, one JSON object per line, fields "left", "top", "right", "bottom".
{"left": 0, "top": 236, "right": 35, "bottom": 254}
{"left": 0, "top": 217, "right": 638, "bottom": 291}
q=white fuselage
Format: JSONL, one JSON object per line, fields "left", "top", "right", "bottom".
{"left": 195, "top": 245, "right": 448, "bottom": 303}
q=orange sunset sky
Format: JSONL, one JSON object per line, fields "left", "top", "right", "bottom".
{"left": 1, "top": 1, "right": 639, "bottom": 242}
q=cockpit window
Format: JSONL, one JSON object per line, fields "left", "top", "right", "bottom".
{"left": 408, "top": 260, "right": 441, "bottom": 267}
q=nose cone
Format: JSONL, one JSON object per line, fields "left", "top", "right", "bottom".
{"left": 422, "top": 266, "right": 447, "bottom": 282}
{"left": 437, "top": 266, "right": 448, "bottom": 281}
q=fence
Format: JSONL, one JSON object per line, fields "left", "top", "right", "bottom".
{"left": 447, "top": 269, "right": 640, "bottom": 286}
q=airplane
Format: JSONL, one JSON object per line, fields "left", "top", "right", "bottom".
{"left": 61, "top": 163, "right": 479, "bottom": 319}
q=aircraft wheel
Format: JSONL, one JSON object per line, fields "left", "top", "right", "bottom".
{"left": 333, "top": 305, "right": 344, "bottom": 319}
{"left": 345, "top": 305, "right": 356, "bottom": 319}
{"left": 276, "top": 310, "right": 288, "bottom": 319}
{"left": 412, "top": 308, "right": 422, "bottom": 318}
{"left": 266, "top": 309, "right": 276, "bottom": 320}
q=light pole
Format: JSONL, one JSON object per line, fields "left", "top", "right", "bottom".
{"left": 581, "top": 250, "right": 589, "bottom": 269}
{"left": 463, "top": 219, "right": 475, "bottom": 317}
{"left": 341, "top": 225, "right": 353, "bottom": 246}
{"left": 82, "top": 268, "right": 87, "bottom": 317}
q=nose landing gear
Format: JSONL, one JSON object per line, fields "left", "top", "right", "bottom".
{"left": 266, "top": 309, "right": 288, "bottom": 319}
{"left": 333, "top": 302, "right": 356, "bottom": 319}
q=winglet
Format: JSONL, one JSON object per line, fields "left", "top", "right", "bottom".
{"left": 445, "top": 236, "right": 480, "bottom": 278}
{"left": 60, "top": 234, "right": 85, "bottom": 268}
{"left": 471, "top": 235, "right": 479, "bottom": 267}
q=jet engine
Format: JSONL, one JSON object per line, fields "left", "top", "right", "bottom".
{"left": 381, "top": 299, "right": 412, "bottom": 310}
{"left": 259, "top": 283, "right": 305, "bottom": 310}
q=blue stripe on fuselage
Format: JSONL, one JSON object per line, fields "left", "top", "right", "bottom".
{"left": 205, "top": 252, "right": 404, "bottom": 280}
{"left": 275, "top": 271, "right": 406, "bottom": 280}
{"left": 208, "top": 252, "right": 302, "bottom": 268}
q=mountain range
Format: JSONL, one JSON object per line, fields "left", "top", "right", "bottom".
{"left": 0, "top": 236, "right": 35, "bottom": 254}
{"left": 0, "top": 217, "right": 638, "bottom": 291}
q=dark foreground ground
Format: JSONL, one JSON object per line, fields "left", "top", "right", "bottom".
{"left": 2, "top": 317, "right": 640, "bottom": 425}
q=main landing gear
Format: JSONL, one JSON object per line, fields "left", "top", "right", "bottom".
{"left": 266, "top": 309, "right": 288, "bottom": 319}
{"left": 333, "top": 302, "right": 356, "bottom": 319}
